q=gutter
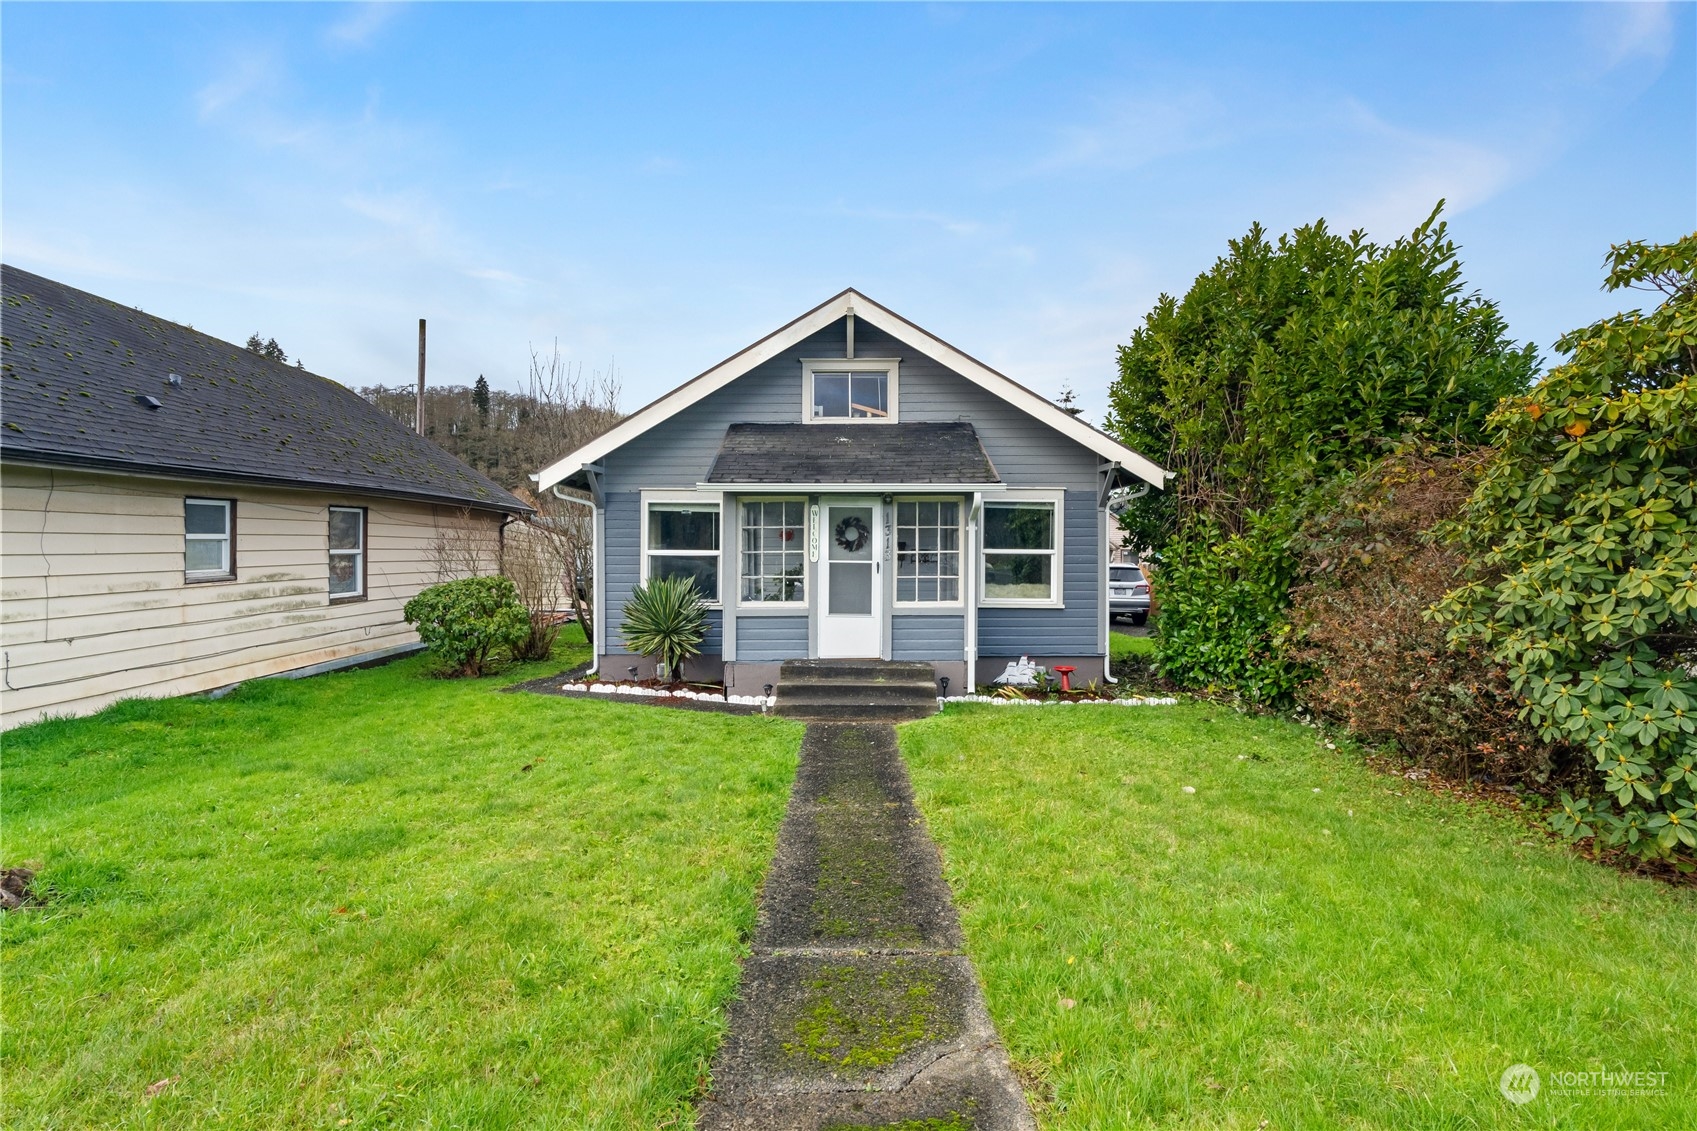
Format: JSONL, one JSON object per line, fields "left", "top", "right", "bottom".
{"left": 696, "top": 480, "right": 1007, "bottom": 494}
{"left": 0, "top": 451, "right": 532, "bottom": 517}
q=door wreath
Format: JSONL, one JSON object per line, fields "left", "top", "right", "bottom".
{"left": 833, "top": 514, "right": 871, "bottom": 553}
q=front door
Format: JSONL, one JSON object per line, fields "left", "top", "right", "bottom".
{"left": 818, "top": 499, "right": 882, "bottom": 658}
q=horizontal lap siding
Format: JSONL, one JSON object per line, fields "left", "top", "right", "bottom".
{"left": 0, "top": 464, "right": 501, "bottom": 728}
{"left": 602, "top": 490, "right": 724, "bottom": 655}
{"left": 855, "top": 322, "right": 1101, "bottom": 487}
{"left": 595, "top": 316, "right": 1107, "bottom": 657}
{"left": 735, "top": 614, "right": 808, "bottom": 661}
{"left": 976, "top": 489, "right": 1101, "bottom": 656}
{"left": 603, "top": 360, "right": 807, "bottom": 492}
{"left": 891, "top": 613, "right": 965, "bottom": 661}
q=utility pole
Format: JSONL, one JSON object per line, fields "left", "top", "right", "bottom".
{"left": 415, "top": 318, "right": 427, "bottom": 434}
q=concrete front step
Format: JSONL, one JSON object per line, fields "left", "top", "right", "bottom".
{"left": 775, "top": 659, "right": 941, "bottom": 721}
{"left": 777, "top": 679, "right": 936, "bottom": 696}
{"left": 780, "top": 658, "right": 937, "bottom": 683}
{"left": 774, "top": 702, "right": 939, "bottom": 722}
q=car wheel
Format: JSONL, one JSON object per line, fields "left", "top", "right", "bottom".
{"left": 1131, "top": 612, "right": 1148, "bottom": 626}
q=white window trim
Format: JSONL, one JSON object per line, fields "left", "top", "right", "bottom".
{"left": 641, "top": 490, "right": 723, "bottom": 606}
{"left": 892, "top": 495, "right": 966, "bottom": 609}
{"left": 801, "top": 358, "right": 901, "bottom": 424}
{"left": 328, "top": 506, "right": 367, "bottom": 601}
{"left": 737, "top": 495, "right": 809, "bottom": 609}
{"left": 979, "top": 489, "right": 1065, "bottom": 609}
{"left": 184, "top": 497, "right": 234, "bottom": 581}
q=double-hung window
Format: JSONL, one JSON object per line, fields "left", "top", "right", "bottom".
{"left": 982, "top": 498, "right": 1060, "bottom": 604}
{"left": 329, "top": 506, "right": 367, "bottom": 600}
{"left": 184, "top": 497, "right": 234, "bottom": 581}
{"left": 646, "top": 500, "right": 721, "bottom": 601}
{"left": 741, "top": 500, "right": 806, "bottom": 603}
{"left": 895, "top": 500, "right": 961, "bottom": 604}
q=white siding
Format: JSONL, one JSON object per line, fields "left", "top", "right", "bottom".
{"left": 0, "top": 463, "right": 503, "bottom": 729}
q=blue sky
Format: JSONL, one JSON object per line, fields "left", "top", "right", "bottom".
{"left": 4, "top": 2, "right": 1692, "bottom": 423}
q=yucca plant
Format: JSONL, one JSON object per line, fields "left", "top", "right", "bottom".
{"left": 620, "top": 575, "right": 707, "bottom": 680}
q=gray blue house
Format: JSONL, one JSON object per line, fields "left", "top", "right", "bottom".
{"left": 534, "top": 290, "right": 1166, "bottom": 696}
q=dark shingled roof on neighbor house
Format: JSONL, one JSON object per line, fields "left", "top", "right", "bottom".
{"left": 0, "top": 265, "right": 528, "bottom": 514}
{"left": 705, "top": 422, "right": 1001, "bottom": 486}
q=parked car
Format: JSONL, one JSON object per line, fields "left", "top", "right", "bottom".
{"left": 1110, "top": 563, "right": 1150, "bottom": 625}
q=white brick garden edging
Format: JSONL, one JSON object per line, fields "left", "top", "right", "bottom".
{"left": 942, "top": 694, "right": 1179, "bottom": 708}
{"left": 559, "top": 682, "right": 775, "bottom": 709}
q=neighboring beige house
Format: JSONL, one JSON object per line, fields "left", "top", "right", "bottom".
{"left": 0, "top": 266, "right": 529, "bottom": 729}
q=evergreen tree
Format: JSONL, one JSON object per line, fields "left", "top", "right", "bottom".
{"left": 473, "top": 374, "right": 492, "bottom": 424}
{"left": 244, "top": 334, "right": 288, "bottom": 364}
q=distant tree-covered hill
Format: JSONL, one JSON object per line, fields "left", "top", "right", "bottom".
{"left": 360, "top": 350, "right": 621, "bottom": 491}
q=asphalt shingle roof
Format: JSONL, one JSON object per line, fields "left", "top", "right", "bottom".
{"left": 0, "top": 265, "right": 528, "bottom": 514}
{"left": 704, "top": 421, "right": 1001, "bottom": 485}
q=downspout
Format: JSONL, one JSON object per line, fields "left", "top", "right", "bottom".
{"left": 551, "top": 482, "right": 601, "bottom": 675}
{"left": 1101, "top": 477, "right": 1153, "bottom": 685}
{"left": 965, "top": 491, "right": 981, "bottom": 689}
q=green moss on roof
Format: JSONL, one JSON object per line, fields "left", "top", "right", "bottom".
{"left": 0, "top": 264, "right": 528, "bottom": 515}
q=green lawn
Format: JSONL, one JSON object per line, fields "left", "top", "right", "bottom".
{"left": 1, "top": 630, "right": 803, "bottom": 1129}
{"left": 903, "top": 704, "right": 1697, "bottom": 1129}
{"left": 10, "top": 644, "right": 1695, "bottom": 1129}
{"left": 1110, "top": 630, "right": 1156, "bottom": 662}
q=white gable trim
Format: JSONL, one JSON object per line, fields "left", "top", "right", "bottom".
{"left": 534, "top": 289, "right": 1168, "bottom": 493}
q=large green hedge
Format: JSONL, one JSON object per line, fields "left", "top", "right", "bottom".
{"left": 1107, "top": 206, "right": 1537, "bottom": 702}
{"left": 1435, "top": 233, "right": 1697, "bottom": 863}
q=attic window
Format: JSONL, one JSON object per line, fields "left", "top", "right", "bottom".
{"left": 802, "top": 359, "right": 900, "bottom": 424}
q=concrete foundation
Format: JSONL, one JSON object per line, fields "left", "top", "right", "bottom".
{"left": 601, "top": 651, "right": 725, "bottom": 684}
{"left": 974, "top": 655, "right": 1106, "bottom": 690}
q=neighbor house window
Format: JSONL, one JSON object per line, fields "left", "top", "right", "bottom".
{"left": 983, "top": 499, "right": 1059, "bottom": 604}
{"left": 646, "top": 501, "right": 720, "bottom": 601}
{"left": 896, "top": 500, "right": 961, "bottom": 604}
{"left": 184, "top": 497, "right": 234, "bottom": 581}
{"left": 741, "top": 500, "right": 806, "bottom": 603}
{"left": 329, "top": 506, "right": 367, "bottom": 600}
{"left": 803, "top": 360, "right": 899, "bottom": 423}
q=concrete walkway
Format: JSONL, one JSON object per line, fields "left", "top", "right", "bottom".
{"left": 699, "top": 722, "right": 1035, "bottom": 1131}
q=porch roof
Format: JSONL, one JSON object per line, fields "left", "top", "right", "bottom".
{"left": 704, "top": 422, "right": 1001, "bottom": 487}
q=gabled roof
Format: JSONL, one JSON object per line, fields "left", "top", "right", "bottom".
{"left": 1, "top": 265, "right": 529, "bottom": 515}
{"left": 705, "top": 422, "right": 1001, "bottom": 487}
{"left": 534, "top": 289, "right": 1167, "bottom": 493}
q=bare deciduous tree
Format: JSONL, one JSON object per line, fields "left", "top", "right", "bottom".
{"left": 502, "top": 345, "right": 621, "bottom": 649}
{"left": 429, "top": 506, "right": 502, "bottom": 583}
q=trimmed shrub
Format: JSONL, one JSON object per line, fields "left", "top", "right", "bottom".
{"left": 402, "top": 576, "right": 531, "bottom": 677}
{"left": 620, "top": 576, "right": 707, "bottom": 680}
{"left": 1435, "top": 233, "right": 1697, "bottom": 863}
{"left": 1288, "top": 445, "right": 1569, "bottom": 785}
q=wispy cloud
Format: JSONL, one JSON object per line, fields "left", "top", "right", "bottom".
{"left": 640, "top": 154, "right": 685, "bottom": 175}
{"left": 465, "top": 267, "right": 528, "bottom": 285}
{"left": 818, "top": 204, "right": 987, "bottom": 238}
{"left": 1029, "top": 89, "right": 1229, "bottom": 175}
{"left": 195, "top": 52, "right": 278, "bottom": 119}
{"left": 1602, "top": 1, "right": 1674, "bottom": 67}
{"left": 326, "top": 3, "right": 402, "bottom": 49}
{"left": 1329, "top": 101, "right": 1519, "bottom": 236}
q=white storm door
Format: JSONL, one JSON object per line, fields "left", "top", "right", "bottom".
{"left": 818, "top": 499, "right": 882, "bottom": 658}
